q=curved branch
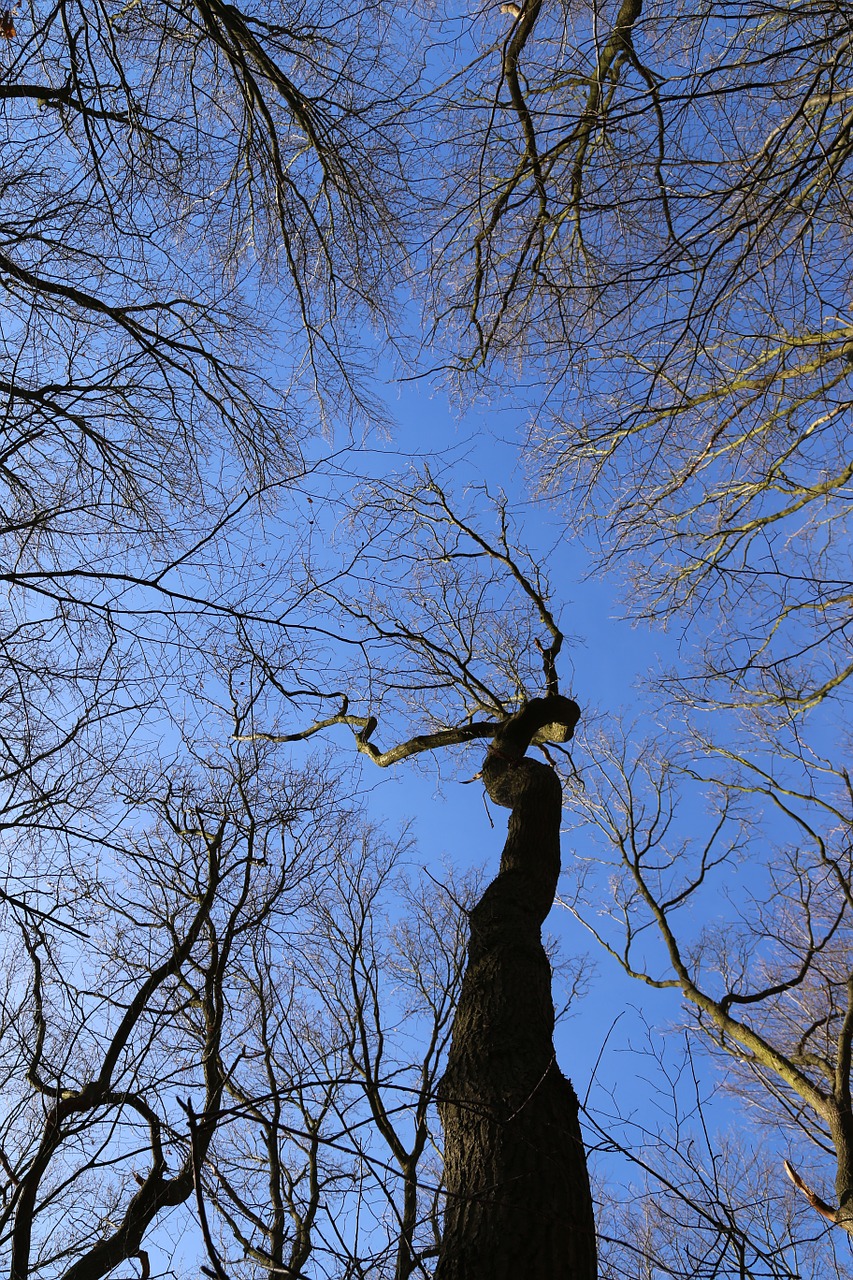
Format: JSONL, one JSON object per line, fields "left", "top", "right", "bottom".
{"left": 239, "top": 696, "right": 580, "bottom": 768}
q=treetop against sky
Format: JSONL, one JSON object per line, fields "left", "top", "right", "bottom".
{"left": 0, "top": 0, "right": 851, "bottom": 1276}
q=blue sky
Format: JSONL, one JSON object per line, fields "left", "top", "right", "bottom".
{"left": 282, "top": 365, "right": 712, "bottom": 1116}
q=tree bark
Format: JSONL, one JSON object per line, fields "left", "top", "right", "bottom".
{"left": 435, "top": 697, "right": 597, "bottom": 1280}
{"left": 829, "top": 1100, "right": 853, "bottom": 1233}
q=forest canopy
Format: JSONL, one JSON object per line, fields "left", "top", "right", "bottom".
{"left": 0, "top": 0, "right": 851, "bottom": 1277}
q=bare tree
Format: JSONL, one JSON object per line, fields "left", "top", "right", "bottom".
{"left": 3, "top": 1, "right": 612, "bottom": 1252}
{"left": 428, "top": 0, "right": 853, "bottom": 714}
{"left": 562, "top": 714, "right": 853, "bottom": 1238}
{"left": 0, "top": 31, "right": 427, "bottom": 1272}
{"left": 588, "top": 1035, "right": 848, "bottom": 1280}
{"left": 3, "top": 721, "right": 576, "bottom": 1279}
{"left": 242, "top": 474, "right": 597, "bottom": 1280}
{"left": 197, "top": 827, "right": 474, "bottom": 1279}
{"left": 0, "top": 0, "right": 413, "bottom": 833}
{"left": 13, "top": 3, "right": 852, "bottom": 1274}
{"left": 0, "top": 742, "right": 352, "bottom": 1280}
{"left": 433, "top": 695, "right": 596, "bottom": 1280}
{"left": 409, "top": 2, "right": 853, "bottom": 1265}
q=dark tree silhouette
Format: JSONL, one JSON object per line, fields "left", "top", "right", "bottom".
{"left": 436, "top": 696, "right": 596, "bottom": 1280}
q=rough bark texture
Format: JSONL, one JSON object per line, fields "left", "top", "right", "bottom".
{"left": 830, "top": 1102, "right": 853, "bottom": 1232}
{"left": 435, "top": 697, "right": 597, "bottom": 1280}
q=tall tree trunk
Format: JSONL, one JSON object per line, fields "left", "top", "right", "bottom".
{"left": 436, "top": 697, "right": 597, "bottom": 1280}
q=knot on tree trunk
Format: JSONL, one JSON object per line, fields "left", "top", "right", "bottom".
{"left": 435, "top": 696, "right": 596, "bottom": 1280}
{"left": 489, "top": 695, "right": 581, "bottom": 765}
